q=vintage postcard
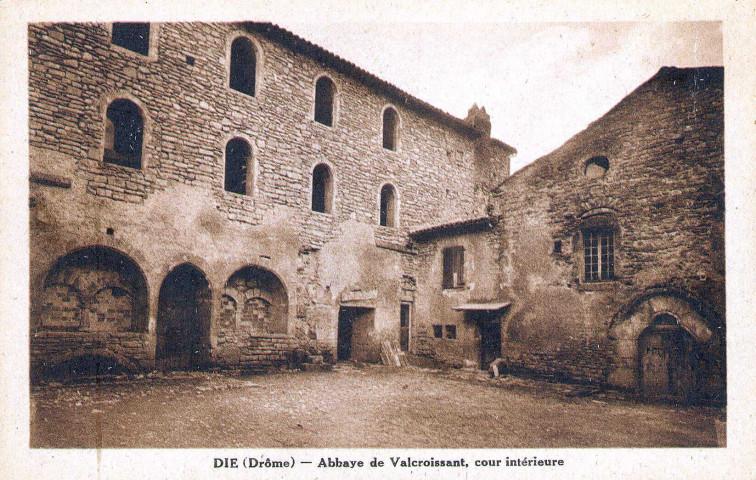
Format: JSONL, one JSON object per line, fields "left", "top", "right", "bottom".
{"left": 2, "top": 0, "right": 755, "bottom": 478}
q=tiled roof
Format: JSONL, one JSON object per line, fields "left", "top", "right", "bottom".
{"left": 242, "top": 22, "right": 516, "bottom": 152}
{"left": 409, "top": 216, "right": 498, "bottom": 240}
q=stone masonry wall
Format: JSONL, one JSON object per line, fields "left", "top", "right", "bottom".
{"left": 28, "top": 22, "right": 482, "bottom": 237}
{"left": 28, "top": 22, "right": 499, "bottom": 376}
{"left": 491, "top": 67, "right": 724, "bottom": 391}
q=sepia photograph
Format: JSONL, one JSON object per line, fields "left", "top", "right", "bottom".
{"left": 3, "top": 0, "right": 756, "bottom": 478}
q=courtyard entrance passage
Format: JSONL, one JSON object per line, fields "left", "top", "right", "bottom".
{"left": 337, "top": 307, "right": 376, "bottom": 362}
{"left": 156, "top": 264, "right": 211, "bottom": 371}
{"left": 639, "top": 315, "right": 699, "bottom": 401}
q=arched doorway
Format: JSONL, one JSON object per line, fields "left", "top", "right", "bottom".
{"left": 638, "top": 314, "right": 700, "bottom": 401}
{"left": 608, "top": 293, "right": 722, "bottom": 403}
{"left": 156, "top": 264, "right": 212, "bottom": 371}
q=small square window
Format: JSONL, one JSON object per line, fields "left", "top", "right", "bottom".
{"left": 432, "top": 325, "right": 443, "bottom": 338}
{"left": 553, "top": 240, "right": 562, "bottom": 254}
{"left": 111, "top": 23, "right": 151, "bottom": 56}
{"left": 445, "top": 325, "right": 457, "bottom": 340}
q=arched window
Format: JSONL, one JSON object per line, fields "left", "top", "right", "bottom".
{"left": 224, "top": 138, "right": 252, "bottom": 195}
{"left": 104, "top": 99, "right": 144, "bottom": 169}
{"left": 584, "top": 156, "right": 609, "bottom": 179}
{"left": 382, "top": 106, "right": 399, "bottom": 151}
{"left": 314, "top": 76, "right": 336, "bottom": 126}
{"left": 379, "top": 184, "right": 398, "bottom": 227}
{"left": 311, "top": 163, "right": 333, "bottom": 213}
{"left": 229, "top": 37, "right": 256, "bottom": 96}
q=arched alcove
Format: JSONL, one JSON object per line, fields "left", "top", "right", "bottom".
{"left": 223, "top": 266, "right": 288, "bottom": 334}
{"left": 41, "top": 246, "right": 148, "bottom": 332}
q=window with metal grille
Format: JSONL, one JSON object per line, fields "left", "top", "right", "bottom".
{"left": 583, "top": 228, "right": 615, "bottom": 281}
{"left": 432, "top": 324, "right": 443, "bottom": 338}
{"left": 442, "top": 246, "right": 465, "bottom": 289}
{"left": 111, "top": 23, "right": 150, "bottom": 56}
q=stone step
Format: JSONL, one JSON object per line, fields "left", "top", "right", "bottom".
{"left": 300, "top": 363, "right": 332, "bottom": 372}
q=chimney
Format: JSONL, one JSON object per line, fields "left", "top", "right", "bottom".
{"left": 465, "top": 103, "right": 491, "bottom": 137}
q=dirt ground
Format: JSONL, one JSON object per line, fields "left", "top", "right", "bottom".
{"left": 30, "top": 364, "right": 722, "bottom": 448}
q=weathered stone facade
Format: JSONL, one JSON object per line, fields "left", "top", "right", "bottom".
{"left": 29, "top": 22, "right": 512, "bottom": 379}
{"left": 29, "top": 22, "right": 724, "bottom": 403}
{"left": 411, "top": 67, "right": 725, "bottom": 403}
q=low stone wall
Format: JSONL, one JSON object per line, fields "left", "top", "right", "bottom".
{"left": 500, "top": 343, "right": 612, "bottom": 386}
{"left": 31, "top": 330, "right": 153, "bottom": 378}
{"left": 214, "top": 332, "right": 330, "bottom": 372}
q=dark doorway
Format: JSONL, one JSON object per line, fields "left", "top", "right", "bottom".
{"left": 399, "top": 303, "right": 411, "bottom": 352}
{"left": 639, "top": 316, "right": 699, "bottom": 401}
{"left": 479, "top": 321, "right": 501, "bottom": 369}
{"left": 337, "top": 307, "right": 376, "bottom": 362}
{"left": 337, "top": 308, "right": 354, "bottom": 361}
{"left": 156, "top": 264, "right": 212, "bottom": 371}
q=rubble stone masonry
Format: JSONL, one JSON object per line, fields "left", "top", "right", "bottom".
{"left": 28, "top": 22, "right": 512, "bottom": 377}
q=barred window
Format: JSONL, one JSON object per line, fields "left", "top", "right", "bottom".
{"left": 583, "top": 228, "right": 614, "bottom": 282}
{"left": 432, "top": 324, "right": 443, "bottom": 338}
{"left": 442, "top": 246, "right": 465, "bottom": 289}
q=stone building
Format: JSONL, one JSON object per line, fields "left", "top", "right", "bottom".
{"left": 28, "top": 22, "right": 513, "bottom": 377}
{"left": 29, "top": 22, "right": 724, "bottom": 403}
{"left": 410, "top": 66, "right": 725, "bottom": 404}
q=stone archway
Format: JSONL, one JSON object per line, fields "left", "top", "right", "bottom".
{"left": 638, "top": 314, "right": 701, "bottom": 400}
{"left": 609, "top": 294, "right": 720, "bottom": 402}
{"left": 40, "top": 246, "right": 149, "bottom": 333}
{"left": 222, "top": 266, "right": 289, "bottom": 335}
{"left": 156, "top": 264, "right": 212, "bottom": 371}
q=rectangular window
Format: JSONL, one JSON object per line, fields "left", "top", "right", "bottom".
{"left": 442, "top": 246, "right": 465, "bottom": 289}
{"left": 584, "top": 229, "right": 614, "bottom": 281}
{"left": 112, "top": 23, "right": 150, "bottom": 56}
{"left": 445, "top": 325, "right": 457, "bottom": 340}
{"left": 432, "top": 324, "right": 443, "bottom": 338}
